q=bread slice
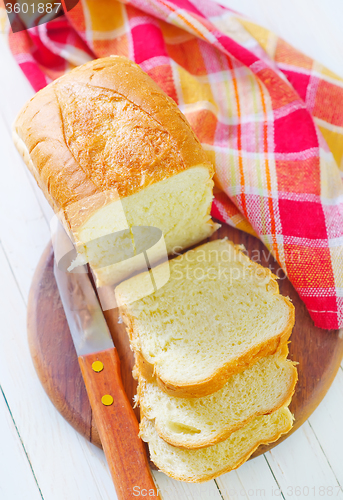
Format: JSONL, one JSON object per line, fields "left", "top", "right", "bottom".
{"left": 13, "top": 56, "right": 218, "bottom": 286}
{"left": 140, "top": 407, "right": 293, "bottom": 482}
{"left": 116, "top": 239, "right": 295, "bottom": 398}
{"left": 135, "top": 345, "right": 297, "bottom": 449}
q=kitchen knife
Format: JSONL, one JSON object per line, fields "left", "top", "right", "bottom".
{"left": 53, "top": 260, "right": 161, "bottom": 500}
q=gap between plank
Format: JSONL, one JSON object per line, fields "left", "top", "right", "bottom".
{"left": 307, "top": 420, "right": 343, "bottom": 493}
{"left": 0, "top": 385, "right": 45, "bottom": 500}
{"left": 214, "top": 479, "right": 225, "bottom": 500}
{"left": 264, "top": 456, "right": 286, "bottom": 500}
{"left": 0, "top": 240, "right": 26, "bottom": 306}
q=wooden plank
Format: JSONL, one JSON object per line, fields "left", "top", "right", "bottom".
{"left": 266, "top": 421, "right": 343, "bottom": 499}
{"left": 153, "top": 471, "right": 223, "bottom": 500}
{"left": 0, "top": 387, "right": 43, "bottom": 500}
{"left": 307, "top": 366, "right": 343, "bottom": 487}
{"left": 217, "top": 455, "right": 283, "bottom": 499}
{"left": 0, "top": 36, "right": 54, "bottom": 225}
{"left": 0, "top": 115, "right": 50, "bottom": 301}
{"left": 0, "top": 38, "right": 52, "bottom": 299}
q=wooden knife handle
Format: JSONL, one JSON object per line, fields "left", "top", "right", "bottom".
{"left": 79, "top": 348, "right": 161, "bottom": 500}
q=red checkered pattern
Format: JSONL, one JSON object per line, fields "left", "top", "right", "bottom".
{"left": 3, "top": 0, "right": 343, "bottom": 329}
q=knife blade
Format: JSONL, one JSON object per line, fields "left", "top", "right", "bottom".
{"left": 54, "top": 262, "right": 114, "bottom": 356}
{"left": 53, "top": 257, "right": 160, "bottom": 500}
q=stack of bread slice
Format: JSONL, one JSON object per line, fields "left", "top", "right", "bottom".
{"left": 116, "top": 238, "right": 297, "bottom": 482}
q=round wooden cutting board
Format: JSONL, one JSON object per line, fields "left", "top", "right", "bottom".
{"left": 27, "top": 225, "right": 343, "bottom": 458}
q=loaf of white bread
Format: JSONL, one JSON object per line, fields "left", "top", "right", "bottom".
{"left": 13, "top": 56, "right": 218, "bottom": 286}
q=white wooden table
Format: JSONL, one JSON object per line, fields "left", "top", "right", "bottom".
{"left": 1, "top": 1, "right": 343, "bottom": 499}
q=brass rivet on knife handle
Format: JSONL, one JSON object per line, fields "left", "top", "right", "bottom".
{"left": 101, "top": 394, "right": 114, "bottom": 406}
{"left": 92, "top": 361, "right": 104, "bottom": 372}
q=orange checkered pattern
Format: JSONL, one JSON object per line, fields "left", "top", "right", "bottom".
{"left": 3, "top": 0, "right": 343, "bottom": 329}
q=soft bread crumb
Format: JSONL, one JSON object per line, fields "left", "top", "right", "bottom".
{"left": 116, "top": 239, "right": 295, "bottom": 397}
{"left": 80, "top": 167, "right": 218, "bottom": 286}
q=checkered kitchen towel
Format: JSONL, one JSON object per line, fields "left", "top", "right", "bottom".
{"left": 3, "top": 0, "right": 343, "bottom": 330}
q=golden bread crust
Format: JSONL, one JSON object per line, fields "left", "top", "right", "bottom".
{"left": 14, "top": 56, "right": 214, "bottom": 230}
{"left": 139, "top": 409, "right": 293, "bottom": 483}
{"left": 154, "top": 302, "right": 294, "bottom": 398}
{"left": 135, "top": 346, "right": 298, "bottom": 449}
